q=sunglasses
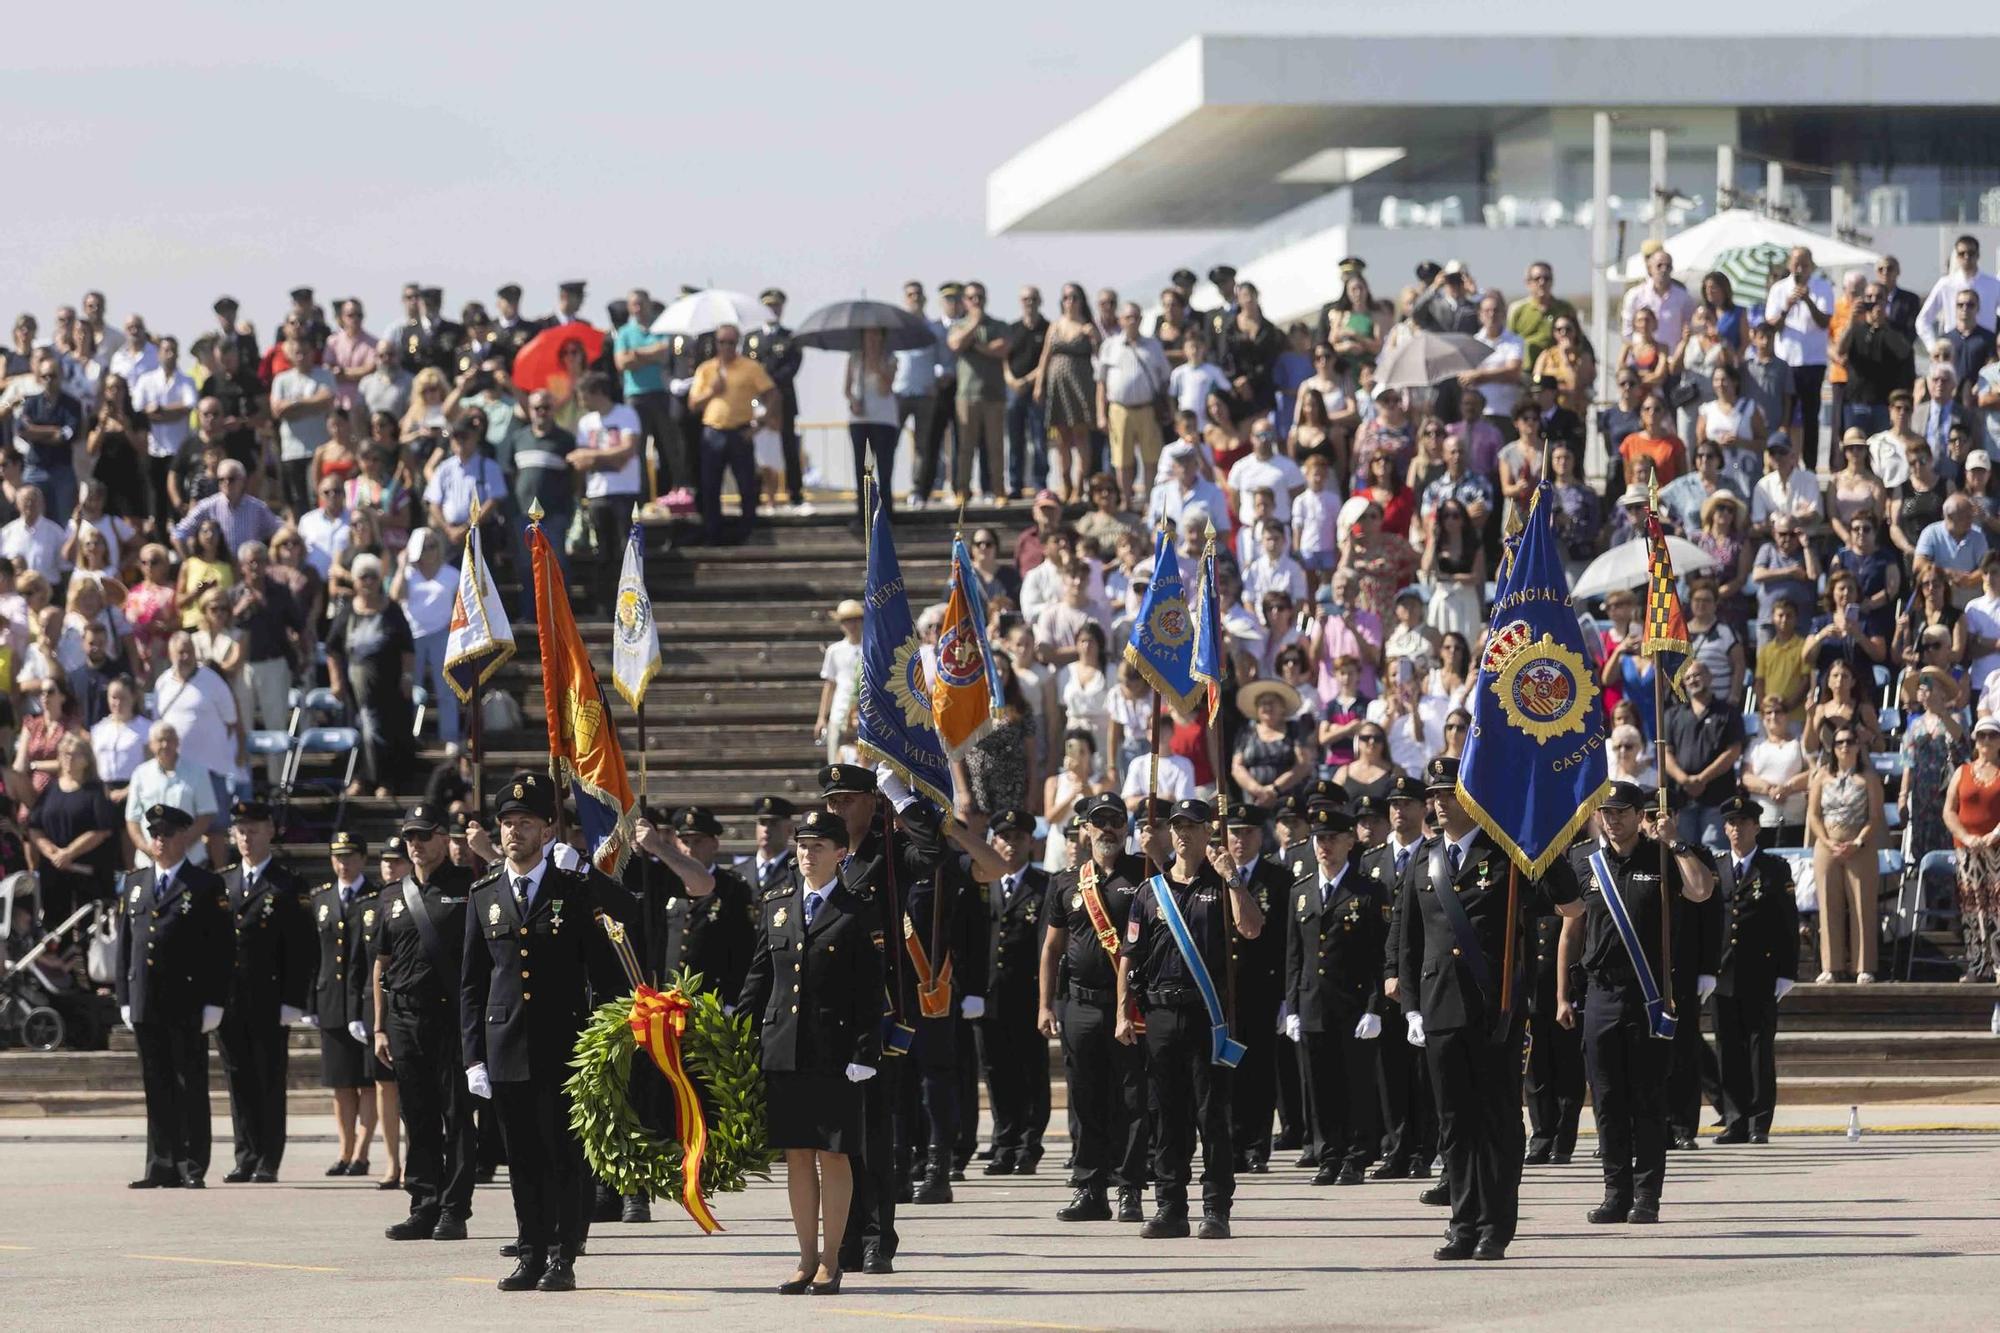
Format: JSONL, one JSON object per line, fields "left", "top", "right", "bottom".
{"left": 1358, "top": 734, "right": 1386, "bottom": 745}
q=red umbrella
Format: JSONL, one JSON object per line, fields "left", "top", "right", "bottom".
{"left": 512, "top": 322, "right": 605, "bottom": 395}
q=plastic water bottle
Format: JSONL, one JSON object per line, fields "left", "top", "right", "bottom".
{"left": 1846, "top": 1106, "right": 1861, "bottom": 1142}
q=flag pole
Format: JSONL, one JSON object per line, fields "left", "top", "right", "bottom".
{"left": 1146, "top": 690, "right": 1161, "bottom": 882}
{"left": 529, "top": 498, "right": 566, "bottom": 850}
{"left": 1645, "top": 472, "right": 1675, "bottom": 1020}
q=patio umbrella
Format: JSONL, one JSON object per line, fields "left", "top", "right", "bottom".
{"left": 1569, "top": 535, "right": 1718, "bottom": 602}
{"left": 650, "top": 289, "right": 761, "bottom": 336}
{"left": 1608, "top": 209, "right": 1880, "bottom": 285}
{"left": 510, "top": 322, "right": 605, "bottom": 395}
{"left": 792, "top": 299, "right": 937, "bottom": 353}
{"left": 1713, "top": 242, "right": 1791, "bottom": 307}
{"left": 1373, "top": 331, "right": 1488, "bottom": 390}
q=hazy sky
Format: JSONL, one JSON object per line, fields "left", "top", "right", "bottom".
{"left": 0, "top": 0, "right": 1906, "bottom": 410}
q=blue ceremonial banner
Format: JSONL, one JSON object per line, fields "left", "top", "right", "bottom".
{"left": 1457, "top": 479, "right": 1610, "bottom": 879}
{"left": 1124, "top": 527, "right": 1203, "bottom": 715}
{"left": 1188, "top": 534, "right": 1223, "bottom": 722}
{"left": 855, "top": 473, "right": 953, "bottom": 808}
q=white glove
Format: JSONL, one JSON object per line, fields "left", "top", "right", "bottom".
{"left": 466, "top": 1064, "right": 492, "bottom": 1099}
{"left": 1283, "top": 1013, "right": 1302, "bottom": 1043}
{"left": 845, "top": 1063, "right": 877, "bottom": 1083}
{"left": 1353, "top": 1012, "right": 1382, "bottom": 1040}
{"left": 119, "top": 1004, "right": 133, "bottom": 1031}
{"left": 347, "top": 1020, "right": 367, "bottom": 1043}
{"left": 873, "top": 764, "right": 916, "bottom": 811}
{"left": 551, "top": 841, "right": 582, "bottom": 873}
{"left": 1696, "top": 974, "right": 1717, "bottom": 1003}
{"left": 301, "top": 1013, "right": 318, "bottom": 1028}
{"left": 960, "top": 995, "right": 985, "bottom": 1020}
{"left": 668, "top": 376, "right": 694, "bottom": 397}
{"left": 1773, "top": 977, "right": 1795, "bottom": 1002}
{"left": 1405, "top": 1012, "right": 1427, "bottom": 1048}
{"left": 201, "top": 1005, "right": 224, "bottom": 1034}
{"left": 279, "top": 1004, "right": 304, "bottom": 1026}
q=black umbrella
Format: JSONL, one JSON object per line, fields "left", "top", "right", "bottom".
{"left": 792, "top": 299, "right": 935, "bottom": 352}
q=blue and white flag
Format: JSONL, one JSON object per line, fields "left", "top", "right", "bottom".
{"left": 442, "top": 525, "right": 515, "bottom": 703}
{"left": 609, "top": 509, "right": 659, "bottom": 711}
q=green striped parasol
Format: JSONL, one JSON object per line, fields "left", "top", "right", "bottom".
{"left": 1714, "top": 242, "right": 1791, "bottom": 306}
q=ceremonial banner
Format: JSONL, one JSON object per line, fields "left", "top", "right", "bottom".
{"left": 931, "top": 535, "right": 1002, "bottom": 761}
{"left": 1188, "top": 532, "right": 1223, "bottom": 722}
{"left": 855, "top": 473, "right": 952, "bottom": 807}
{"left": 1457, "top": 480, "right": 1609, "bottom": 878}
{"left": 1641, "top": 501, "right": 1694, "bottom": 699}
{"left": 528, "top": 515, "right": 638, "bottom": 875}
{"left": 609, "top": 512, "right": 660, "bottom": 711}
{"left": 1123, "top": 528, "right": 1203, "bottom": 715}
{"left": 442, "top": 525, "right": 515, "bottom": 702}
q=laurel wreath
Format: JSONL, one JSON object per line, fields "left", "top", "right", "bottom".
{"left": 565, "top": 967, "right": 776, "bottom": 1203}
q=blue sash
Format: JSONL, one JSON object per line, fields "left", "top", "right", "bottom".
{"left": 1588, "top": 848, "right": 1676, "bottom": 1041}
{"left": 1146, "top": 874, "right": 1245, "bottom": 1068}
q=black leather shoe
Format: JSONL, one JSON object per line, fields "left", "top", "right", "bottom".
{"left": 497, "top": 1250, "right": 544, "bottom": 1291}
{"left": 913, "top": 1173, "right": 953, "bottom": 1205}
{"left": 180, "top": 1175, "right": 205, "bottom": 1189}
{"left": 1196, "top": 1213, "right": 1230, "bottom": 1240}
{"left": 895, "top": 1178, "right": 914, "bottom": 1205}
{"left": 983, "top": 1157, "right": 1015, "bottom": 1176}
{"left": 1140, "top": 1209, "right": 1190, "bottom": 1239}
{"left": 1246, "top": 1151, "right": 1269, "bottom": 1174}
{"left": 1056, "top": 1188, "right": 1110, "bottom": 1221}
{"left": 222, "top": 1168, "right": 254, "bottom": 1183}
{"left": 1671, "top": 1135, "right": 1699, "bottom": 1151}
{"left": 1749, "top": 1132, "right": 1770, "bottom": 1145}
{"left": 1434, "top": 1238, "right": 1476, "bottom": 1261}
{"left": 1587, "top": 1200, "right": 1630, "bottom": 1224}
{"left": 385, "top": 1214, "right": 439, "bottom": 1240}
{"left": 809, "top": 1269, "right": 843, "bottom": 1295}
{"left": 498, "top": 1243, "right": 520, "bottom": 1258}
{"left": 861, "top": 1245, "right": 893, "bottom": 1275}
{"left": 376, "top": 1176, "right": 402, "bottom": 1191}
{"left": 1550, "top": 1153, "right": 1572, "bottom": 1166}
{"left": 251, "top": 1170, "right": 278, "bottom": 1183}
{"left": 1334, "top": 1165, "right": 1364, "bottom": 1186}
{"left": 1629, "top": 1202, "right": 1660, "bottom": 1224}
{"left": 1712, "top": 1128, "right": 1750, "bottom": 1145}
{"left": 591, "top": 1188, "right": 623, "bottom": 1223}
{"left": 1294, "top": 1149, "right": 1319, "bottom": 1169}
{"left": 1408, "top": 1159, "right": 1433, "bottom": 1179}
{"left": 1419, "top": 1183, "right": 1451, "bottom": 1206}
{"left": 1522, "top": 1145, "right": 1552, "bottom": 1165}
{"left": 621, "top": 1196, "right": 651, "bottom": 1224}
{"left": 1370, "top": 1159, "right": 1409, "bottom": 1181}
{"left": 1018, "top": 1151, "right": 1042, "bottom": 1175}
{"left": 128, "top": 1175, "right": 179, "bottom": 1189}
{"left": 536, "top": 1254, "right": 576, "bottom": 1292}
{"left": 778, "top": 1270, "right": 814, "bottom": 1295}
{"left": 1472, "top": 1240, "right": 1507, "bottom": 1261}
{"left": 346, "top": 1159, "right": 370, "bottom": 1177}
{"left": 432, "top": 1215, "right": 468, "bottom": 1241}
{"left": 1310, "top": 1165, "right": 1342, "bottom": 1186}
{"left": 1117, "top": 1188, "right": 1144, "bottom": 1222}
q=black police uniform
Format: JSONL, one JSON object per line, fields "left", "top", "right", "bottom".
{"left": 1045, "top": 847, "right": 1150, "bottom": 1213}
{"left": 1270, "top": 819, "right": 1314, "bottom": 1151}
{"left": 1711, "top": 846, "right": 1799, "bottom": 1141}
{"left": 895, "top": 853, "right": 989, "bottom": 1201}
{"left": 216, "top": 854, "right": 311, "bottom": 1180}
{"left": 633, "top": 854, "right": 756, "bottom": 1002}
{"left": 376, "top": 859, "right": 479, "bottom": 1232}
{"left": 1666, "top": 873, "right": 1723, "bottom": 1145}
{"left": 1524, "top": 909, "right": 1585, "bottom": 1163}
{"left": 981, "top": 858, "right": 1051, "bottom": 1173}
{"left": 1229, "top": 846, "right": 1292, "bottom": 1169}
{"left": 1365, "top": 834, "right": 1435, "bottom": 1175}
{"left": 742, "top": 316, "right": 803, "bottom": 505}
{"left": 1394, "top": 825, "right": 1577, "bottom": 1254}
{"left": 740, "top": 844, "right": 798, "bottom": 896}
{"left": 1287, "top": 852, "right": 1390, "bottom": 1180}
{"left": 665, "top": 331, "right": 716, "bottom": 494}
{"left": 309, "top": 876, "right": 383, "bottom": 1088}
{"left": 1121, "top": 858, "right": 1241, "bottom": 1229}
{"left": 116, "top": 855, "right": 232, "bottom": 1186}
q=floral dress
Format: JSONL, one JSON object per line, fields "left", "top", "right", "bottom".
{"left": 1900, "top": 712, "right": 1963, "bottom": 863}
{"left": 123, "top": 579, "right": 179, "bottom": 678}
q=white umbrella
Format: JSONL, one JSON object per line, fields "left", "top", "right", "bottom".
{"left": 1374, "top": 331, "right": 1488, "bottom": 390}
{"left": 650, "top": 289, "right": 761, "bottom": 335}
{"left": 1569, "top": 536, "right": 1718, "bottom": 602}
{"left": 1608, "top": 209, "right": 1879, "bottom": 284}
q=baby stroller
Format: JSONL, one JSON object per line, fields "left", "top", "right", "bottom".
{"left": 0, "top": 872, "right": 105, "bottom": 1052}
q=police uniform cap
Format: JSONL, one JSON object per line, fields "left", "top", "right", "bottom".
{"left": 1353, "top": 794, "right": 1388, "bottom": 819}
{"left": 1170, "top": 268, "right": 1198, "bottom": 289}
{"left": 1306, "top": 777, "right": 1347, "bottom": 809}
{"left": 329, "top": 829, "right": 366, "bottom": 856}
{"left": 1719, "top": 794, "right": 1761, "bottom": 823}
{"left": 1080, "top": 794, "right": 1129, "bottom": 828}
{"left": 1424, "top": 756, "right": 1461, "bottom": 792}
{"left": 559, "top": 280, "right": 586, "bottom": 297}
{"left": 382, "top": 835, "right": 412, "bottom": 864}
{"left": 759, "top": 287, "right": 786, "bottom": 305}
{"left": 399, "top": 802, "right": 444, "bottom": 835}
{"left": 144, "top": 803, "right": 195, "bottom": 834}
{"left": 289, "top": 286, "right": 313, "bottom": 303}
{"left": 496, "top": 772, "right": 556, "bottom": 820}
{"left": 1338, "top": 256, "right": 1367, "bottom": 274}
{"left": 1169, "top": 798, "right": 1213, "bottom": 826}
{"left": 231, "top": 797, "right": 274, "bottom": 823}
{"left": 794, "top": 809, "right": 850, "bottom": 848}
{"left": 989, "top": 808, "right": 1034, "bottom": 835}
{"left": 1222, "top": 802, "right": 1265, "bottom": 829}
{"left": 448, "top": 811, "right": 472, "bottom": 838}
{"left": 213, "top": 295, "right": 239, "bottom": 314}
{"left": 496, "top": 283, "right": 523, "bottom": 303}
{"left": 819, "top": 763, "right": 877, "bottom": 798}
{"left": 675, "top": 805, "right": 725, "bottom": 838}
{"left": 1309, "top": 806, "right": 1357, "bottom": 836}
{"left": 1138, "top": 796, "right": 1176, "bottom": 822}
{"left": 1206, "top": 265, "right": 1237, "bottom": 284}
{"left": 1273, "top": 792, "right": 1307, "bottom": 819}
{"left": 1386, "top": 775, "right": 1426, "bottom": 804}
{"left": 939, "top": 282, "right": 966, "bottom": 298}
{"left": 754, "top": 795, "right": 798, "bottom": 820}
{"left": 419, "top": 286, "right": 443, "bottom": 303}
{"left": 1599, "top": 781, "right": 1645, "bottom": 811}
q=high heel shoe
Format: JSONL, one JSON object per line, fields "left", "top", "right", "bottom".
{"left": 810, "top": 1268, "right": 843, "bottom": 1295}
{"left": 345, "top": 1158, "right": 371, "bottom": 1177}
{"left": 778, "top": 1267, "right": 815, "bottom": 1295}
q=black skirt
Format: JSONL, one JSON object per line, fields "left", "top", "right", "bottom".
{"left": 765, "top": 1071, "right": 864, "bottom": 1154}
{"left": 318, "top": 1023, "right": 395, "bottom": 1087}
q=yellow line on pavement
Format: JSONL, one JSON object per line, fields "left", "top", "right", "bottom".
{"left": 127, "top": 1254, "right": 341, "bottom": 1273}
{"left": 0, "top": 1244, "right": 31, "bottom": 1251}
{"left": 824, "top": 1311, "right": 1103, "bottom": 1331}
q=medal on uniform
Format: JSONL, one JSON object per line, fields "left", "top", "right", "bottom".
{"left": 1025, "top": 901, "right": 1038, "bottom": 924}
{"left": 773, "top": 906, "right": 788, "bottom": 928}
{"left": 130, "top": 885, "right": 143, "bottom": 906}
{"left": 549, "top": 900, "right": 564, "bottom": 933}
{"left": 363, "top": 908, "right": 375, "bottom": 928}
{"left": 1070, "top": 891, "right": 1083, "bottom": 910}
{"left": 1371, "top": 864, "right": 1381, "bottom": 878}
{"left": 1297, "top": 892, "right": 1307, "bottom": 912}
{"left": 179, "top": 895, "right": 191, "bottom": 915}
{"left": 488, "top": 901, "right": 501, "bottom": 925}
{"left": 318, "top": 903, "right": 330, "bottom": 923}
{"left": 391, "top": 899, "right": 405, "bottom": 918}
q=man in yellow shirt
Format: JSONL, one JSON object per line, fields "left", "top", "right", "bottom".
{"left": 687, "top": 323, "right": 776, "bottom": 544}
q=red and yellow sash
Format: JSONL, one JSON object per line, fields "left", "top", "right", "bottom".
{"left": 627, "top": 985, "right": 720, "bottom": 1234}
{"left": 902, "top": 912, "right": 955, "bottom": 1019}
{"left": 1078, "top": 862, "right": 1143, "bottom": 1034}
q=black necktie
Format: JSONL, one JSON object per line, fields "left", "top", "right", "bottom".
{"left": 514, "top": 877, "right": 531, "bottom": 913}
{"left": 1736, "top": 859, "right": 1751, "bottom": 886}
{"left": 1395, "top": 847, "right": 1411, "bottom": 877}
{"left": 155, "top": 869, "right": 172, "bottom": 903}
{"left": 1449, "top": 844, "right": 1463, "bottom": 878}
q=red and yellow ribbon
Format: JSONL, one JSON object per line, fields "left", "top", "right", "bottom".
{"left": 627, "top": 985, "right": 721, "bottom": 1234}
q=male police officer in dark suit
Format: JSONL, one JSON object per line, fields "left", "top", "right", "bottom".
{"left": 738, "top": 795, "right": 798, "bottom": 894}
{"left": 743, "top": 289, "right": 804, "bottom": 508}
{"left": 1364, "top": 775, "right": 1434, "bottom": 1178}
{"left": 1040, "top": 794, "right": 1149, "bottom": 1222}
{"left": 897, "top": 838, "right": 993, "bottom": 1206}
{"left": 1550, "top": 781, "right": 1714, "bottom": 1225}
{"left": 1223, "top": 803, "right": 1291, "bottom": 1174}
{"left": 1395, "top": 758, "right": 1583, "bottom": 1261}
{"left": 419, "top": 287, "right": 464, "bottom": 375}
{"left": 375, "top": 804, "right": 479, "bottom": 1242}
{"left": 1267, "top": 791, "right": 1312, "bottom": 1153}
{"left": 1524, "top": 895, "right": 1586, "bottom": 1166}
{"left": 1711, "top": 796, "right": 1800, "bottom": 1144}
{"left": 116, "top": 804, "right": 232, "bottom": 1188}
{"left": 980, "top": 809, "right": 1050, "bottom": 1176}
{"left": 634, "top": 805, "right": 756, "bottom": 1001}
{"left": 460, "top": 773, "right": 633, "bottom": 1293}
{"left": 1198, "top": 265, "right": 1239, "bottom": 346}
{"left": 1285, "top": 805, "right": 1390, "bottom": 1185}
{"left": 492, "top": 284, "right": 543, "bottom": 368}
{"left": 216, "top": 800, "right": 311, "bottom": 1183}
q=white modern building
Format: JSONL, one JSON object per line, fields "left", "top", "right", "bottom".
{"left": 989, "top": 33, "right": 2000, "bottom": 321}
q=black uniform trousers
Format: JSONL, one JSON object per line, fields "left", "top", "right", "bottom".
{"left": 1665, "top": 975, "right": 1712, "bottom": 1139}
{"left": 897, "top": 1060, "right": 959, "bottom": 1172}
{"left": 136, "top": 1019, "right": 211, "bottom": 1181}
{"left": 1427, "top": 1018, "right": 1526, "bottom": 1247}
{"left": 1142, "top": 1001, "right": 1234, "bottom": 1215}
{"left": 387, "top": 993, "right": 477, "bottom": 1221}
{"left": 1274, "top": 1026, "right": 1306, "bottom": 1145}
{"left": 1583, "top": 983, "right": 1670, "bottom": 1206}
{"left": 841, "top": 1057, "right": 903, "bottom": 1265}
{"left": 1714, "top": 991, "right": 1779, "bottom": 1136}
{"left": 216, "top": 1009, "right": 289, "bottom": 1175}
{"left": 1301, "top": 1028, "right": 1380, "bottom": 1169}
{"left": 492, "top": 1077, "right": 586, "bottom": 1250}
{"left": 1524, "top": 1009, "right": 1585, "bottom": 1158}
{"left": 955, "top": 1016, "right": 980, "bottom": 1168}
{"left": 1378, "top": 1024, "right": 1435, "bottom": 1167}
{"left": 982, "top": 981, "right": 1049, "bottom": 1166}
{"left": 1061, "top": 995, "right": 1148, "bottom": 1190}
{"left": 1229, "top": 987, "right": 1282, "bottom": 1158}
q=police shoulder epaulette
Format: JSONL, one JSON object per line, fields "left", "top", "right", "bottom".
{"left": 313, "top": 881, "right": 336, "bottom": 894}
{"left": 761, "top": 885, "right": 789, "bottom": 902}
{"left": 470, "top": 865, "right": 505, "bottom": 892}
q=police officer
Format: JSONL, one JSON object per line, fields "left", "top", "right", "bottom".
{"left": 896, "top": 836, "right": 992, "bottom": 1206}
{"left": 1267, "top": 790, "right": 1312, "bottom": 1153}
{"left": 1710, "top": 795, "right": 1800, "bottom": 1144}
{"left": 1222, "top": 803, "right": 1290, "bottom": 1173}
{"left": 1116, "top": 798, "right": 1266, "bottom": 1240}
{"left": 1364, "top": 775, "right": 1433, "bottom": 1179}
{"left": 460, "top": 773, "right": 633, "bottom": 1293}
{"left": 493, "top": 284, "right": 544, "bottom": 368}
{"left": 739, "top": 795, "right": 798, "bottom": 894}
{"left": 216, "top": 800, "right": 311, "bottom": 1183}
{"left": 1524, "top": 880, "right": 1586, "bottom": 1166}
{"left": 116, "top": 805, "right": 232, "bottom": 1188}
{"left": 630, "top": 805, "right": 755, "bottom": 1000}
{"left": 546, "top": 281, "right": 589, "bottom": 327}
{"left": 1041, "top": 794, "right": 1149, "bottom": 1222}
{"left": 1285, "top": 804, "right": 1389, "bottom": 1184}
{"left": 980, "top": 809, "right": 1050, "bottom": 1175}
{"left": 308, "top": 831, "right": 384, "bottom": 1177}
{"left": 420, "top": 287, "right": 465, "bottom": 375}
{"left": 1552, "top": 782, "right": 1715, "bottom": 1225}
{"left": 1394, "top": 757, "right": 1583, "bottom": 1261}
{"left": 743, "top": 290, "right": 804, "bottom": 508}
{"left": 374, "top": 804, "right": 479, "bottom": 1242}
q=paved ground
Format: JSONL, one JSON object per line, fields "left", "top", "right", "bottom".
{"left": 4, "top": 1118, "right": 1997, "bottom": 1331}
